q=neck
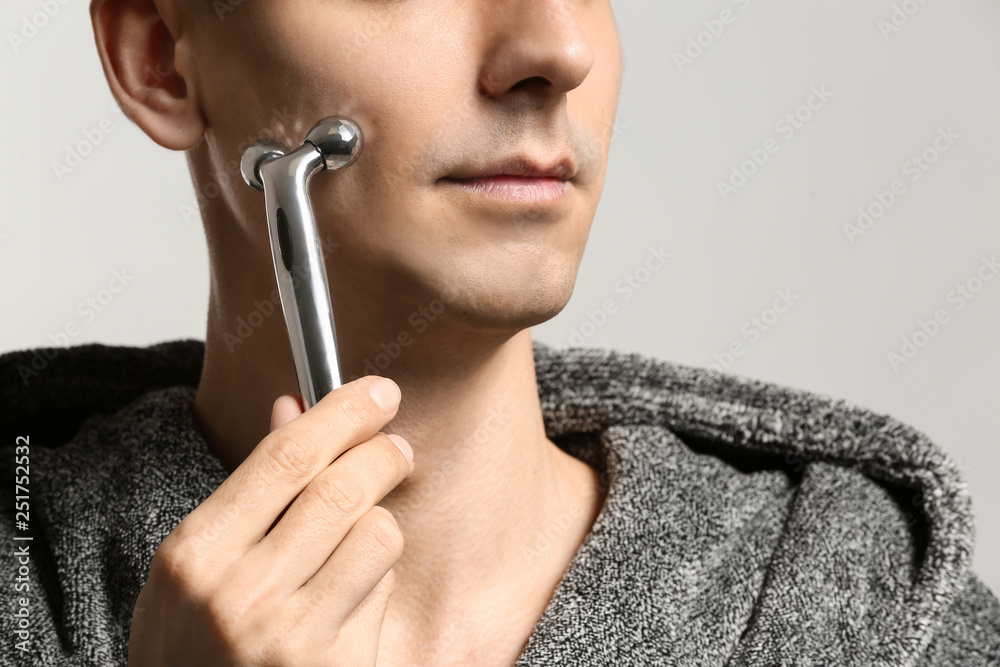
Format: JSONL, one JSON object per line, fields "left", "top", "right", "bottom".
{"left": 192, "top": 226, "right": 607, "bottom": 646}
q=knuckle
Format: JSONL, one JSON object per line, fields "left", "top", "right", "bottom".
{"left": 360, "top": 507, "right": 404, "bottom": 559}
{"left": 152, "top": 539, "right": 194, "bottom": 584}
{"left": 203, "top": 585, "right": 251, "bottom": 643}
{"left": 374, "top": 567, "right": 397, "bottom": 596}
{"left": 265, "top": 432, "right": 317, "bottom": 479}
{"left": 151, "top": 540, "right": 210, "bottom": 602}
{"left": 333, "top": 394, "right": 370, "bottom": 430}
{"left": 155, "top": 524, "right": 182, "bottom": 557}
{"left": 254, "top": 639, "right": 298, "bottom": 667}
{"left": 373, "top": 433, "right": 409, "bottom": 473}
{"left": 309, "top": 474, "right": 366, "bottom": 521}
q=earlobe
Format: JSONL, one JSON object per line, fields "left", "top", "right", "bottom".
{"left": 89, "top": 0, "right": 205, "bottom": 151}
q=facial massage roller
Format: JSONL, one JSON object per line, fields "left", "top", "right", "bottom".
{"left": 240, "top": 116, "right": 364, "bottom": 409}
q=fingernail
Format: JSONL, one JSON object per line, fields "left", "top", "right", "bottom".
{"left": 388, "top": 433, "right": 413, "bottom": 463}
{"left": 369, "top": 377, "right": 401, "bottom": 412}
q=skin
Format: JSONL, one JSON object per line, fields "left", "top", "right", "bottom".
{"left": 90, "top": 0, "right": 623, "bottom": 663}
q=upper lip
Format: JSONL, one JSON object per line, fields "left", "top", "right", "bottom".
{"left": 442, "top": 156, "right": 575, "bottom": 181}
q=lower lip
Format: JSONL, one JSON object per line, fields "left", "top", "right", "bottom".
{"left": 440, "top": 176, "right": 569, "bottom": 203}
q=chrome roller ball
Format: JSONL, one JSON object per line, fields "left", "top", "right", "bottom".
{"left": 240, "top": 139, "right": 288, "bottom": 191}
{"left": 304, "top": 117, "right": 364, "bottom": 171}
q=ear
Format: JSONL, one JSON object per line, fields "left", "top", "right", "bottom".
{"left": 89, "top": 0, "right": 205, "bottom": 150}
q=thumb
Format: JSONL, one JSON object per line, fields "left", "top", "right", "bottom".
{"left": 270, "top": 394, "right": 305, "bottom": 432}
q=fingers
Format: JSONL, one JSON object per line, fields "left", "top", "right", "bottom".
{"left": 242, "top": 429, "right": 413, "bottom": 593}
{"left": 178, "top": 375, "right": 402, "bottom": 560}
{"left": 134, "top": 378, "right": 409, "bottom": 667}
{"left": 326, "top": 568, "right": 396, "bottom": 662}
{"left": 291, "top": 507, "right": 404, "bottom": 633}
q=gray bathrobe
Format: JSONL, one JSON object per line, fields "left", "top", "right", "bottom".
{"left": 1, "top": 339, "right": 997, "bottom": 666}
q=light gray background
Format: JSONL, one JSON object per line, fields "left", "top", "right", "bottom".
{"left": 3, "top": 1, "right": 998, "bottom": 591}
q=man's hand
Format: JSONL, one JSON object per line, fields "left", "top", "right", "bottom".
{"left": 127, "top": 376, "right": 413, "bottom": 666}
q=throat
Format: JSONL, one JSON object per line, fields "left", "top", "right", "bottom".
{"left": 376, "top": 452, "right": 607, "bottom": 667}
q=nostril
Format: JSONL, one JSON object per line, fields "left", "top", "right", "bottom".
{"left": 511, "top": 76, "right": 550, "bottom": 91}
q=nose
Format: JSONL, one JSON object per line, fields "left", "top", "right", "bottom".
{"left": 477, "top": 0, "right": 595, "bottom": 102}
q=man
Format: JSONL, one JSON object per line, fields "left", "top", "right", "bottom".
{"left": 1, "top": 0, "right": 998, "bottom": 665}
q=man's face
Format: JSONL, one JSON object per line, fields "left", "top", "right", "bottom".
{"left": 188, "top": 0, "right": 622, "bottom": 335}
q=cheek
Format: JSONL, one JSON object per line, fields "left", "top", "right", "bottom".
{"left": 244, "top": 8, "right": 470, "bottom": 190}
{"left": 211, "top": 6, "right": 390, "bottom": 150}
{"left": 572, "top": 12, "right": 623, "bottom": 180}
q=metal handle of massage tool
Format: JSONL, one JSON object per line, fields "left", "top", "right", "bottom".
{"left": 240, "top": 116, "right": 364, "bottom": 409}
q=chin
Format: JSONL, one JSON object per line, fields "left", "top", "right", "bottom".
{"left": 438, "top": 265, "right": 579, "bottom": 335}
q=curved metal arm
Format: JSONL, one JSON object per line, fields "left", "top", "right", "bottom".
{"left": 240, "top": 116, "right": 364, "bottom": 409}
{"left": 258, "top": 143, "right": 343, "bottom": 408}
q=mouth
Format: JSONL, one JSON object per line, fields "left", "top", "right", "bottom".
{"left": 437, "top": 156, "right": 574, "bottom": 204}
